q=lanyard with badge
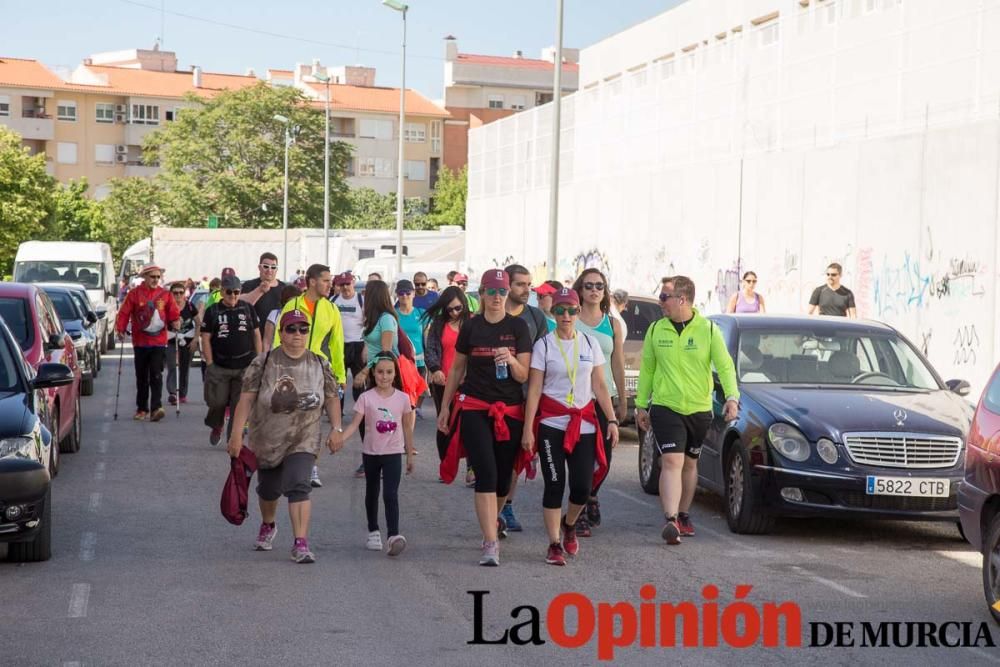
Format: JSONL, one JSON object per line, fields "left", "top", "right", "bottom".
{"left": 555, "top": 333, "right": 580, "bottom": 405}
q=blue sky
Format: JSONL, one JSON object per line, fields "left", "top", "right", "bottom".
{"left": 2, "top": 0, "right": 684, "bottom": 100}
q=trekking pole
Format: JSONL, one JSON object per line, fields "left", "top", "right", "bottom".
{"left": 175, "top": 334, "right": 181, "bottom": 418}
{"left": 113, "top": 335, "right": 125, "bottom": 420}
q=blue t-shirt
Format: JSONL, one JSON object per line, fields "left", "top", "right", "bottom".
{"left": 364, "top": 312, "right": 399, "bottom": 367}
{"left": 397, "top": 307, "right": 426, "bottom": 368}
{"left": 413, "top": 291, "right": 439, "bottom": 310}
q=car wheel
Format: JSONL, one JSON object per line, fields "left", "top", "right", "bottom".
{"left": 60, "top": 397, "right": 81, "bottom": 454}
{"left": 81, "top": 374, "right": 94, "bottom": 397}
{"left": 983, "top": 512, "right": 1000, "bottom": 625}
{"left": 107, "top": 330, "right": 116, "bottom": 351}
{"left": 637, "top": 424, "right": 661, "bottom": 495}
{"left": 93, "top": 350, "right": 100, "bottom": 376}
{"left": 724, "top": 444, "right": 774, "bottom": 534}
{"left": 49, "top": 408, "right": 61, "bottom": 473}
{"left": 7, "top": 486, "right": 52, "bottom": 562}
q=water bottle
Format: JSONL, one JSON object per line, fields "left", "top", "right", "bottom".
{"left": 495, "top": 358, "right": 509, "bottom": 380}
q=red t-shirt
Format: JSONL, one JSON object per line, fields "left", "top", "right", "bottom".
{"left": 441, "top": 322, "right": 459, "bottom": 378}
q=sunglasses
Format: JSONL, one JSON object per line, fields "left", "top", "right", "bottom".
{"left": 283, "top": 325, "right": 310, "bottom": 334}
{"left": 171, "top": 290, "right": 186, "bottom": 296}
{"left": 414, "top": 282, "right": 427, "bottom": 288}
{"left": 259, "top": 264, "right": 278, "bottom": 270}
{"left": 456, "top": 281, "right": 468, "bottom": 287}
{"left": 397, "top": 290, "right": 413, "bottom": 297}
{"left": 147, "top": 274, "right": 162, "bottom": 280}
{"left": 447, "top": 305, "right": 464, "bottom": 314}
{"left": 745, "top": 279, "right": 757, "bottom": 284}
{"left": 826, "top": 273, "right": 840, "bottom": 277}
{"left": 583, "top": 282, "right": 605, "bottom": 291}
{"left": 552, "top": 306, "right": 580, "bottom": 316}
{"left": 225, "top": 289, "right": 241, "bottom": 296}
{"left": 484, "top": 288, "right": 509, "bottom": 297}
{"left": 659, "top": 293, "right": 680, "bottom": 302}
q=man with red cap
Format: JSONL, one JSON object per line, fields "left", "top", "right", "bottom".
{"left": 534, "top": 281, "right": 562, "bottom": 332}
{"left": 115, "top": 262, "right": 181, "bottom": 421}
{"left": 450, "top": 271, "right": 479, "bottom": 313}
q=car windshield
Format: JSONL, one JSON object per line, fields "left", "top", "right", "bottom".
{"left": 737, "top": 331, "right": 940, "bottom": 390}
{"left": 15, "top": 261, "right": 104, "bottom": 289}
{"left": 69, "top": 291, "right": 92, "bottom": 317}
{"left": 0, "top": 332, "right": 18, "bottom": 392}
{"left": 0, "top": 297, "right": 33, "bottom": 350}
{"left": 46, "top": 291, "right": 81, "bottom": 322}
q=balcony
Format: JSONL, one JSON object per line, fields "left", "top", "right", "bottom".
{"left": 3, "top": 114, "right": 54, "bottom": 141}
{"left": 125, "top": 162, "right": 159, "bottom": 178}
{"left": 330, "top": 117, "right": 356, "bottom": 138}
{"left": 124, "top": 122, "right": 160, "bottom": 146}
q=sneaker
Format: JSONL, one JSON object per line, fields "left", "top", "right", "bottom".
{"left": 677, "top": 513, "right": 695, "bottom": 537}
{"left": 354, "top": 463, "right": 366, "bottom": 478}
{"left": 291, "top": 539, "right": 315, "bottom": 564}
{"left": 179, "top": 396, "right": 188, "bottom": 405}
{"left": 133, "top": 410, "right": 147, "bottom": 421}
{"left": 386, "top": 534, "right": 407, "bottom": 557}
{"left": 168, "top": 394, "right": 177, "bottom": 406}
{"left": 562, "top": 516, "right": 579, "bottom": 557}
{"left": 415, "top": 410, "right": 425, "bottom": 421}
{"left": 661, "top": 518, "right": 682, "bottom": 545}
{"left": 366, "top": 530, "right": 383, "bottom": 551}
{"left": 546, "top": 543, "right": 567, "bottom": 566}
{"left": 575, "top": 514, "right": 592, "bottom": 538}
{"left": 479, "top": 540, "right": 500, "bottom": 566}
{"left": 586, "top": 498, "right": 602, "bottom": 527}
{"left": 497, "top": 516, "right": 509, "bottom": 540}
{"left": 254, "top": 523, "right": 277, "bottom": 551}
{"left": 310, "top": 466, "right": 323, "bottom": 488}
{"left": 209, "top": 427, "right": 223, "bottom": 446}
{"left": 150, "top": 408, "right": 166, "bottom": 422}
{"left": 465, "top": 468, "right": 476, "bottom": 488}
{"left": 500, "top": 503, "right": 523, "bottom": 532}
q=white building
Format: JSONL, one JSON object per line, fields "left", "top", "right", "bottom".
{"left": 467, "top": 0, "right": 1000, "bottom": 392}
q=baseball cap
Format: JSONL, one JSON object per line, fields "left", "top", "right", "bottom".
{"left": 453, "top": 273, "right": 469, "bottom": 284}
{"left": 334, "top": 271, "right": 354, "bottom": 286}
{"left": 221, "top": 267, "right": 236, "bottom": 278}
{"left": 480, "top": 269, "right": 510, "bottom": 290}
{"left": 551, "top": 288, "right": 580, "bottom": 307}
{"left": 395, "top": 279, "right": 415, "bottom": 294}
{"left": 221, "top": 274, "right": 242, "bottom": 290}
{"left": 279, "top": 309, "right": 309, "bottom": 328}
{"left": 534, "top": 283, "right": 559, "bottom": 296}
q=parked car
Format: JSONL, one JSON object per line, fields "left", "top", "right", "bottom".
{"left": 0, "top": 317, "right": 75, "bottom": 562}
{"left": 637, "top": 315, "right": 973, "bottom": 534}
{"left": 0, "top": 283, "right": 83, "bottom": 456}
{"left": 63, "top": 286, "right": 103, "bottom": 376}
{"left": 38, "top": 284, "right": 99, "bottom": 397}
{"left": 619, "top": 296, "right": 663, "bottom": 421}
{"left": 958, "top": 363, "right": 1000, "bottom": 623}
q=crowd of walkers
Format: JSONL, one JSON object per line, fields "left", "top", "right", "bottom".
{"left": 113, "top": 253, "right": 859, "bottom": 566}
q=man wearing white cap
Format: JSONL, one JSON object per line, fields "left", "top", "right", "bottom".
{"left": 115, "top": 263, "right": 181, "bottom": 421}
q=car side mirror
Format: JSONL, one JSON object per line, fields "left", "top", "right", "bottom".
{"left": 32, "top": 362, "right": 74, "bottom": 389}
{"left": 86, "top": 311, "right": 98, "bottom": 325}
{"left": 95, "top": 306, "right": 108, "bottom": 319}
{"left": 946, "top": 379, "right": 971, "bottom": 397}
{"left": 47, "top": 333, "right": 64, "bottom": 350}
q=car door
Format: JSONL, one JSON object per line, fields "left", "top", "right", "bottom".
{"left": 37, "top": 293, "right": 77, "bottom": 436}
{"left": 700, "top": 318, "right": 735, "bottom": 489}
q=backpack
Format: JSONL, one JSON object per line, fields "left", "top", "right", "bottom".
{"left": 134, "top": 288, "right": 168, "bottom": 334}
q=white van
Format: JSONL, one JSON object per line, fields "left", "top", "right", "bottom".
{"left": 13, "top": 241, "right": 118, "bottom": 353}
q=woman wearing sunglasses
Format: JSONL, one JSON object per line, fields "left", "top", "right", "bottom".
{"left": 522, "top": 288, "right": 619, "bottom": 565}
{"left": 423, "top": 286, "right": 471, "bottom": 465}
{"left": 726, "top": 271, "right": 766, "bottom": 314}
{"left": 571, "top": 268, "right": 627, "bottom": 535}
{"left": 437, "top": 270, "right": 533, "bottom": 566}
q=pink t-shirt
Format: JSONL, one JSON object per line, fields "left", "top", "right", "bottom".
{"left": 354, "top": 388, "right": 412, "bottom": 455}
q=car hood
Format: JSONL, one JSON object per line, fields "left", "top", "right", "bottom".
{"left": 743, "top": 385, "right": 972, "bottom": 441}
{"left": 0, "top": 392, "right": 32, "bottom": 439}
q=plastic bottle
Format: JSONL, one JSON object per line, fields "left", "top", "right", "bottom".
{"left": 495, "top": 357, "right": 509, "bottom": 380}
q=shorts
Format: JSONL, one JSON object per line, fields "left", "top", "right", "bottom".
{"left": 256, "top": 452, "right": 316, "bottom": 503}
{"left": 649, "top": 406, "right": 712, "bottom": 459}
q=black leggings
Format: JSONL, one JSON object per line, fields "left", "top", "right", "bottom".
{"left": 592, "top": 401, "right": 614, "bottom": 495}
{"left": 363, "top": 453, "right": 402, "bottom": 536}
{"left": 537, "top": 424, "right": 596, "bottom": 509}
{"left": 460, "top": 410, "right": 522, "bottom": 496}
{"left": 134, "top": 346, "right": 165, "bottom": 412}
{"left": 431, "top": 383, "right": 450, "bottom": 461}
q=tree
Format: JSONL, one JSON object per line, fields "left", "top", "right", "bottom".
{"left": 46, "top": 179, "right": 105, "bottom": 242}
{"left": 0, "top": 126, "right": 54, "bottom": 276}
{"left": 144, "top": 83, "right": 353, "bottom": 229}
{"left": 99, "top": 177, "right": 167, "bottom": 259}
{"left": 341, "top": 188, "right": 437, "bottom": 230}
{"left": 428, "top": 165, "right": 467, "bottom": 228}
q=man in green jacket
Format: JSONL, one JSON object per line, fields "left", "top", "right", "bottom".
{"left": 635, "top": 275, "right": 739, "bottom": 546}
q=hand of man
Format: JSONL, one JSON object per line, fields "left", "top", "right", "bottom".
{"left": 437, "top": 407, "right": 450, "bottom": 434}
{"left": 226, "top": 434, "right": 242, "bottom": 459}
{"left": 430, "top": 370, "right": 447, "bottom": 386}
{"left": 405, "top": 452, "right": 414, "bottom": 475}
{"left": 327, "top": 430, "right": 344, "bottom": 454}
{"left": 636, "top": 408, "right": 651, "bottom": 432}
{"left": 607, "top": 423, "right": 620, "bottom": 449}
{"left": 723, "top": 399, "right": 739, "bottom": 422}
{"left": 615, "top": 403, "right": 628, "bottom": 425}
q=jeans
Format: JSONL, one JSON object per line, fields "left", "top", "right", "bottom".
{"left": 134, "top": 346, "right": 165, "bottom": 412}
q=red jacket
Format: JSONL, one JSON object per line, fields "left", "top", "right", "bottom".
{"left": 221, "top": 446, "right": 257, "bottom": 526}
{"left": 116, "top": 284, "right": 180, "bottom": 347}
{"left": 439, "top": 394, "right": 525, "bottom": 484}
{"left": 518, "top": 394, "right": 609, "bottom": 489}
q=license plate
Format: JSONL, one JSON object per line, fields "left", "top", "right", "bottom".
{"left": 865, "top": 476, "right": 949, "bottom": 497}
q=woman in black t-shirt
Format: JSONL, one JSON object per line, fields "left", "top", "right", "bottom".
{"left": 437, "top": 269, "right": 532, "bottom": 567}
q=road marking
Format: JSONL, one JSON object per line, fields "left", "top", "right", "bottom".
{"left": 94, "top": 462, "right": 105, "bottom": 481}
{"left": 104, "top": 408, "right": 111, "bottom": 418}
{"left": 101, "top": 423, "right": 110, "bottom": 434}
{"left": 606, "top": 487, "right": 655, "bottom": 508}
{"left": 68, "top": 584, "right": 90, "bottom": 618}
{"left": 63, "top": 662, "right": 81, "bottom": 667}
{"left": 98, "top": 439, "right": 108, "bottom": 454}
{"left": 789, "top": 565, "right": 867, "bottom": 598}
{"left": 88, "top": 493, "right": 101, "bottom": 513}
{"left": 936, "top": 550, "right": 982, "bottom": 568}
{"left": 80, "top": 532, "right": 97, "bottom": 562}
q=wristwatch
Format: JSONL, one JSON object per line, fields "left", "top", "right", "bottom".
{"left": 607, "top": 419, "right": 619, "bottom": 426}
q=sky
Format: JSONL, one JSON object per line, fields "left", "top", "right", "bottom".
{"left": 1, "top": 0, "right": 685, "bottom": 101}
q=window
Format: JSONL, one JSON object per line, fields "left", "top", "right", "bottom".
{"left": 404, "top": 122, "right": 426, "bottom": 142}
{"left": 0, "top": 95, "right": 9, "bottom": 117}
{"left": 536, "top": 91, "right": 554, "bottom": 105}
{"left": 95, "top": 103, "right": 114, "bottom": 123}
{"left": 863, "top": 0, "right": 878, "bottom": 13}
{"left": 358, "top": 157, "right": 394, "bottom": 178}
{"left": 57, "top": 142, "right": 77, "bottom": 164}
{"left": 488, "top": 94, "right": 504, "bottom": 109}
{"left": 359, "top": 118, "right": 393, "bottom": 140}
{"left": 659, "top": 59, "right": 675, "bottom": 79}
{"left": 758, "top": 21, "right": 780, "bottom": 48}
{"left": 818, "top": 0, "right": 838, "bottom": 26}
{"left": 131, "top": 104, "right": 160, "bottom": 125}
{"left": 359, "top": 158, "right": 376, "bottom": 177}
{"left": 165, "top": 109, "right": 177, "bottom": 122}
{"left": 430, "top": 121, "right": 442, "bottom": 154}
{"left": 405, "top": 160, "right": 426, "bottom": 181}
{"left": 95, "top": 144, "right": 115, "bottom": 165}
{"left": 57, "top": 101, "right": 77, "bottom": 121}
{"left": 629, "top": 67, "right": 647, "bottom": 88}
{"left": 510, "top": 95, "right": 526, "bottom": 110}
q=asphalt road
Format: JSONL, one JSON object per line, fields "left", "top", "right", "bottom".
{"left": 2, "top": 344, "right": 999, "bottom": 666}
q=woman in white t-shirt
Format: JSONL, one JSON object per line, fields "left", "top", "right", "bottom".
{"left": 522, "top": 288, "right": 619, "bottom": 566}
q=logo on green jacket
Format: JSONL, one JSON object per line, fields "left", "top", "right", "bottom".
{"left": 685, "top": 336, "right": 697, "bottom": 350}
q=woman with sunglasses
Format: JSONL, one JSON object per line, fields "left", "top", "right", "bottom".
{"left": 437, "top": 270, "right": 533, "bottom": 566}
{"left": 423, "top": 286, "right": 471, "bottom": 465}
{"left": 165, "top": 281, "right": 199, "bottom": 406}
{"left": 522, "top": 288, "right": 619, "bottom": 565}
{"left": 726, "top": 271, "right": 766, "bottom": 314}
{"left": 571, "top": 268, "right": 627, "bottom": 535}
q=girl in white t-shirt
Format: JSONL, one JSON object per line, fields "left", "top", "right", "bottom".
{"left": 334, "top": 352, "right": 414, "bottom": 556}
{"left": 522, "top": 288, "right": 619, "bottom": 566}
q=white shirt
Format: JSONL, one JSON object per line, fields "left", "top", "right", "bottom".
{"left": 334, "top": 292, "right": 364, "bottom": 342}
{"left": 530, "top": 331, "right": 606, "bottom": 434}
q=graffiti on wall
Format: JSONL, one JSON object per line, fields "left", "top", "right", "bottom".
{"left": 572, "top": 249, "right": 611, "bottom": 277}
{"left": 872, "top": 252, "right": 989, "bottom": 318}
{"left": 953, "top": 324, "right": 981, "bottom": 366}
{"left": 714, "top": 261, "right": 743, "bottom": 312}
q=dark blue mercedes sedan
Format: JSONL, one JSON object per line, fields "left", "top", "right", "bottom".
{"left": 638, "top": 315, "right": 975, "bottom": 534}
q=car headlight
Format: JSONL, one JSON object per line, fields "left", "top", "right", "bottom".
{"left": 816, "top": 438, "right": 838, "bottom": 464}
{"left": 768, "top": 423, "right": 810, "bottom": 462}
{"left": 0, "top": 437, "right": 34, "bottom": 460}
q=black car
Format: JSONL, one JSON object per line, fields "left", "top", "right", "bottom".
{"left": 0, "top": 317, "right": 75, "bottom": 562}
{"left": 39, "top": 284, "right": 99, "bottom": 396}
{"left": 637, "top": 315, "right": 974, "bottom": 534}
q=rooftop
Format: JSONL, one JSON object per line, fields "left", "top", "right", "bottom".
{"left": 303, "top": 80, "right": 449, "bottom": 117}
{"left": 455, "top": 52, "right": 579, "bottom": 72}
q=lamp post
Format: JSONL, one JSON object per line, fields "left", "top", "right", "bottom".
{"left": 313, "top": 72, "right": 332, "bottom": 267}
{"left": 274, "top": 114, "right": 291, "bottom": 273}
{"left": 383, "top": 0, "right": 408, "bottom": 277}
{"left": 547, "top": 0, "right": 565, "bottom": 280}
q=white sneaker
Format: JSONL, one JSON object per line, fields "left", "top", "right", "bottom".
{"left": 366, "top": 530, "right": 383, "bottom": 551}
{"left": 386, "top": 534, "right": 407, "bottom": 557}
{"left": 310, "top": 466, "right": 323, "bottom": 488}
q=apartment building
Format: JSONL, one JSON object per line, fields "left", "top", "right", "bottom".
{"left": 442, "top": 36, "right": 579, "bottom": 172}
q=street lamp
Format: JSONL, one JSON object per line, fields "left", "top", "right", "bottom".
{"left": 274, "top": 114, "right": 291, "bottom": 274}
{"left": 383, "top": 0, "right": 408, "bottom": 276}
{"left": 313, "top": 71, "right": 332, "bottom": 267}
{"left": 547, "top": 0, "right": 565, "bottom": 280}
